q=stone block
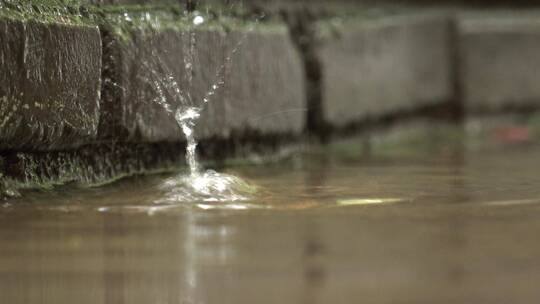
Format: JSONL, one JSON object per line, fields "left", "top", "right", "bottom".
{"left": 317, "top": 14, "right": 452, "bottom": 128}
{"left": 100, "top": 18, "right": 305, "bottom": 143}
{"left": 222, "top": 28, "right": 306, "bottom": 136}
{"left": 458, "top": 15, "right": 540, "bottom": 111}
{"left": 0, "top": 18, "right": 102, "bottom": 150}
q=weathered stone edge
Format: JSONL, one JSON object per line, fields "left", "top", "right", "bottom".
{"left": 2, "top": 2, "right": 540, "bottom": 192}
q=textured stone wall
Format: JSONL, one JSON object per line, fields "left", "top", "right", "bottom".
{"left": 458, "top": 15, "right": 540, "bottom": 113}
{"left": 0, "top": 18, "right": 101, "bottom": 150}
{"left": 1, "top": 0, "right": 540, "bottom": 189}
{"left": 317, "top": 14, "right": 453, "bottom": 129}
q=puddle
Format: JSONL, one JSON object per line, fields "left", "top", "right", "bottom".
{"left": 3, "top": 146, "right": 540, "bottom": 303}
{"left": 5, "top": 145, "right": 540, "bottom": 213}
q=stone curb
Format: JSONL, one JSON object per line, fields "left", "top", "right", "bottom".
{"left": 316, "top": 13, "right": 454, "bottom": 130}
{"left": 2, "top": 2, "right": 540, "bottom": 189}
{"left": 99, "top": 14, "right": 305, "bottom": 142}
{"left": 0, "top": 17, "right": 101, "bottom": 150}
{"left": 458, "top": 13, "right": 540, "bottom": 112}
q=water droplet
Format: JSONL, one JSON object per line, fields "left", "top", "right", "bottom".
{"left": 193, "top": 16, "right": 204, "bottom": 26}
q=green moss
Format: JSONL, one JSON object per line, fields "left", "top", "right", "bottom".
{"left": 93, "top": 5, "right": 284, "bottom": 46}
{"left": 315, "top": 6, "right": 446, "bottom": 39}
{"left": 320, "top": 123, "right": 465, "bottom": 162}
{"left": 0, "top": 0, "right": 92, "bottom": 25}
{"left": 527, "top": 113, "right": 540, "bottom": 139}
{"left": 0, "top": 0, "right": 280, "bottom": 36}
{"left": 0, "top": 173, "right": 21, "bottom": 199}
{"left": 372, "top": 128, "right": 464, "bottom": 158}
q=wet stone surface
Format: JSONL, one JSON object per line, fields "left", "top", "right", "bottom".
{"left": 458, "top": 15, "right": 540, "bottom": 112}
{"left": 99, "top": 19, "right": 305, "bottom": 143}
{"left": 0, "top": 18, "right": 101, "bottom": 150}
{"left": 222, "top": 28, "right": 305, "bottom": 136}
{"left": 0, "top": 142, "right": 184, "bottom": 188}
{"left": 318, "top": 13, "right": 453, "bottom": 128}
{"left": 99, "top": 25, "right": 208, "bottom": 142}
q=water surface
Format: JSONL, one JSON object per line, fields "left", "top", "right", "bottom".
{"left": 2, "top": 146, "right": 540, "bottom": 303}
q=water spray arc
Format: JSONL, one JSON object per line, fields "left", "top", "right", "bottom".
{"left": 148, "top": 10, "right": 265, "bottom": 203}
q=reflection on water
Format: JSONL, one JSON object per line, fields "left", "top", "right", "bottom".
{"left": 3, "top": 146, "right": 540, "bottom": 303}
{"left": 335, "top": 198, "right": 407, "bottom": 206}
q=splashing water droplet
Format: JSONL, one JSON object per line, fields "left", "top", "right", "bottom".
{"left": 193, "top": 16, "right": 204, "bottom": 26}
{"left": 146, "top": 13, "right": 268, "bottom": 205}
{"left": 165, "top": 108, "right": 257, "bottom": 204}
{"left": 175, "top": 107, "right": 200, "bottom": 123}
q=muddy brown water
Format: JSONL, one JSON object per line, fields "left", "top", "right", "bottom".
{"left": 2, "top": 145, "right": 540, "bottom": 303}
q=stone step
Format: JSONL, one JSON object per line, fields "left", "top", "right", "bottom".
{"left": 0, "top": 16, "right": 101, "bottom": 150}
{"left": 458, "top": 13, "right": 540, "bottom": 112}
{"left": 315, "top": 13, "right": 454, "bottom": 130}
{"left": 3, "top": 1, "right": 540, "bottom": 189}
{"left": 98, "top": 12, "right": 305, "bottom": 142}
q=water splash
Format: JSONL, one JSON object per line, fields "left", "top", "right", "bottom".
{"left": 150, "top": 12, "right": 266, "bottom": 204}
{"left": 157, "top": 169, "right": 257, "bottom": 204}
{"left": 193, "top": 15, "right": 205, "bottom": 26}
{"left": 168, "top": 106, "right": 258, "bottom": 203}
{"left": 175, "top": 107, "right": 201, "bottom": 176}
